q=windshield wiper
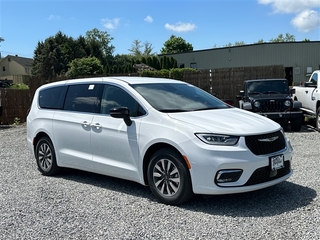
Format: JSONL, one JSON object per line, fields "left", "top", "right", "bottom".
{"left": 193, "top": 107, "right": 223, "bottom": 111}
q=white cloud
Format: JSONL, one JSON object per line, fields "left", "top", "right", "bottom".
{"left": 291, "top": 9, "right": 320, "bottom": 32}
{"left": 258, "top": 0, "right": 320, "bottom": 32}
{"left": 101, "top": 18, "right": 120, "bottom": 30}
{"left": 258, "top": 0, "right": 320, "bottom": 14}
{"left": 164, "top": 22, "right": 196, "bottom": 32}
{"left": 47, "top": 15, "right": 61, "bottom": 21}
{"left": 144, "top": 15, "right": 153, "bottom": 23}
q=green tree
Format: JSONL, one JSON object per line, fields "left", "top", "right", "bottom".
{"left": 128, "top": 40, "right": 156, "bottom": 57}
{"left": 32, "top": 31, "right": 86, "bottom": 79}
{"left": 234, "top": 41, "right": 246, "bottom": 46}
{"left": 85, "top": 28, "right": 115, "bottom": 65}
{"left": 224, "top": 41, "right": 246, "bottom": 47}
{"left": 66, "top": 56, "right": 103, "bottom": 79}
{"left": 160, "top": 35, "right": 193, "bottom": 54}
{"left": 270, "top": 33, "right": 295, "bottom": 42}
{"left": 255, "top": 39, "right": 264, "bottom": 44}
{"left": 128, "top": 40, "right": 143, "bottom": 57}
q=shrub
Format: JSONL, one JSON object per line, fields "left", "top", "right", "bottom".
{"left": 8, "top": 83, "right": 29, "bottom": 90}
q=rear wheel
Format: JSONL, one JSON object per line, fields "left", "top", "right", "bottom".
{"left": 147, "top": 148, "right": 194, "bottom": 205}
{"left": 35, "top": 137, "right": 60, "bottom": 175}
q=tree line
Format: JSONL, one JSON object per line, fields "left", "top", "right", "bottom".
{"left": 31, "top": 29, "right": 184, "bottom": 79}
{"left": 0, "top": 31, "right": 310, "bottom": 80}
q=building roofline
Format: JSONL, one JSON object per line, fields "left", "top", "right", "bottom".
{"left": 158, "top": 41, "right": 320, "bottom": 56}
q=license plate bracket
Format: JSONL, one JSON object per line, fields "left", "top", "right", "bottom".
{"left": 269, "top": 154, "right": 284, "bottom": 171}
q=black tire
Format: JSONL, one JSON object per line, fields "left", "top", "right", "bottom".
{"left": 35, "top": 137, "right": 60, "bottom": 176}
{"left": 316, "top": 107, "right": 320, "bottom": 131}
{"left": 147, "top": 148, "right": 194, "bottom": 205}
{"left": 290, "top": 116, "right": 302, "bottom": 132}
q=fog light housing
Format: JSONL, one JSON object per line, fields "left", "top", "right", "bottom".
{"left": 215, "top": 169, "right": 243, "bottom": 184}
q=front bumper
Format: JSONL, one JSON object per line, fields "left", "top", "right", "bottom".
{"left": 184, "top": 135, "right": 293, "bottom": 195}
{"left": 257, "top": 111, "right": 302, "bottom": 121}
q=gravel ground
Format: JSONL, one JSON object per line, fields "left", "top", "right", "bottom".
{"left": 0, "top": 124, "right": 319, "bottom": 240}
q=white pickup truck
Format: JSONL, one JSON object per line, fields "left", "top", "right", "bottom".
{"left": 292, "top": 70, "right": 320, "bottom": 130}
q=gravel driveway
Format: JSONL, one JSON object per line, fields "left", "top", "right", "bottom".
{"left": 0, "top": 124, "right": 319, "bottom": 240}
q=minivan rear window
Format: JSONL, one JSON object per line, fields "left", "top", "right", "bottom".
{"left": 63, "top": 84, "right": 103, "bottom": 113}
{"left": 39, "top": 86, "right": 67, "bottom": 109}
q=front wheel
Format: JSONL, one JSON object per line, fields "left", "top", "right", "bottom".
{"left": 147, "top": 148, "right": 194, "bottom": 205}
{"left": 290, "top": 116, "right": 302, "bottom": 132}
{"left": 35, "top": 137, "right": 60, "bottom": 176}
{"left": 316, "top": 107, "right": 320, "bottom": 131}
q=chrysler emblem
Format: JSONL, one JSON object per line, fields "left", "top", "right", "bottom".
{"left": 258, "top": 136, "right": 279, "bottom": 142}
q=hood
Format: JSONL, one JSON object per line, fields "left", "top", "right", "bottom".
{"left": 167, "top": 108, "right": 281, "bottom": 136}
{"left": 248, "top": 94, "right": 291, "bottom": 101}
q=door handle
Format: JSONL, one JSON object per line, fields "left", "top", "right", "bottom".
{"left": 91, "top": 123, "right": 102, "bottom": 129}
{"left": 81, "top": 121, "right": 90, "bottom": 127}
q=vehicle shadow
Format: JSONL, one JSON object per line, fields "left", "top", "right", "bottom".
{"left": 57, "top": 168, "right": 316, "bottom": 217}
{"left": 283, "top": 123, "right": 318, "bottom": 133}
{"left": 183, "top": 182, "right": 316, "bottom": 217}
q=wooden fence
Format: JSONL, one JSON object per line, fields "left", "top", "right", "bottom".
{"left": 0, "top": 65, "right": 284, "bottom": 125}
{"left": 0, "top": 89, "right": 32, "bottom": 125}
{"left": 188, "top": 65, "right": 285, "bottom": 105}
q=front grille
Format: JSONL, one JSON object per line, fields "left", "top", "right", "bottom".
{"left": 245, "top": 130, "right": 286, "bottom": 155}
{"left": 260, "top": 100, "right": 286, "bottom": 112}
{"left": 244, "top": 161, "right": 291, "bottom": 186}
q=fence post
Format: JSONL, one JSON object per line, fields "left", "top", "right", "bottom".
{"left": 209, "top": 69, "right": 212, "bottom": 94}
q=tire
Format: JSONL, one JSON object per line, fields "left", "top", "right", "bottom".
{"left": 147, "top": 148, "right": 194, "bottom": 205}
{"left": 316, "top": 107, "right": 320, "bottom": 131}
{"left": 290, "top": 116, "right": 302, "bottom": 132}
{"left": 35, "top": 137, "right": 60, "bottom": 176}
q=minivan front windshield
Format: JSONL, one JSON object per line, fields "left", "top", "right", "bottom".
{"left": 132, "top": 83, "right": 229, "bottom": 112}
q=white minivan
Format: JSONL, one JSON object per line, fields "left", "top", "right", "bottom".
{"left": 27, "top": 76, "right": 293, "bottom": 205}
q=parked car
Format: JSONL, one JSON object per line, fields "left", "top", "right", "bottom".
{"left": 27, "top": 77, "right": 293, "bottom": 205}
{"left": 292, "top": 70, "right": 320, "bottom": 130}
{"left": 237, "top": 79, "right": 302, "bottom": 131}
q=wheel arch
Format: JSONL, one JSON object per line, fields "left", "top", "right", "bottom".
{"left": 142, "top": 143, "right": 186, "bottom": 185}
{"left": 33, "top": 131, "right": 51, "bottom": 153}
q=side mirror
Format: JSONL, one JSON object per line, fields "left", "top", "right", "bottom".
{"left": 110, "top": 107, "right": 132, "bottom": 126}
{"left": 236, "top": 90, "right": 244, "bottom": 99}
{"left": 290, "top": 88, "right": 296, "bottom": 95}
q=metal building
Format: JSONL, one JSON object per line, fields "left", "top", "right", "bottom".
{"left": 160, "top": 41, "right": 320, "bottom": 86}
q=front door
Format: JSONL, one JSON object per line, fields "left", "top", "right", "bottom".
{"left": 90, "top": 85, "right": 144, "bottom": 182}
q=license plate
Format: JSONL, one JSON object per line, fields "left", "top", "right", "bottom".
{"left": 270, "top": 154, "right": 284, "bottom": 170}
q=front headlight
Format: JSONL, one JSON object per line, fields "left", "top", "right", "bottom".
{"left": 195, "top": 133, "right": 239, "bottom": 145}
{"left": 253, "top": 101, "right": 260, "bottom": 108}
{"left": 284, "top": 100, "right": 291, "bottom": 107}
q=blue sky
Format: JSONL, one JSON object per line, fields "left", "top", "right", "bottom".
{"left": 1, "top": 0, "right": 320, "bottom": 58}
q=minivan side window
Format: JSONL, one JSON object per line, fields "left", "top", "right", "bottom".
{"left": 64, "top": 84, "right": 103, "bottom": 113}
{"left": 39, "top": 86, "right": 67, "bottom": 109}
{"left": 101, "top": 85, "right": 146, "bottom": 117}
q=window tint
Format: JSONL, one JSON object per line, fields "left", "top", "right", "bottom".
{"left": 311, "top": 73, "right": 318, "bottom": 84}
{"left": 132, "top": 83, "right": 228, "bottom": 112}
{"left": 246, "top": 80, "right": 289, "bottom": 94}
{"left": 64, "top": 84, "right": 103, "bottom": 113}
{"left": 39, "top": 86, "right": 67, "bottom": 109}
{"left": 101, "top": 85, "right": 145, "bottom": 117}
